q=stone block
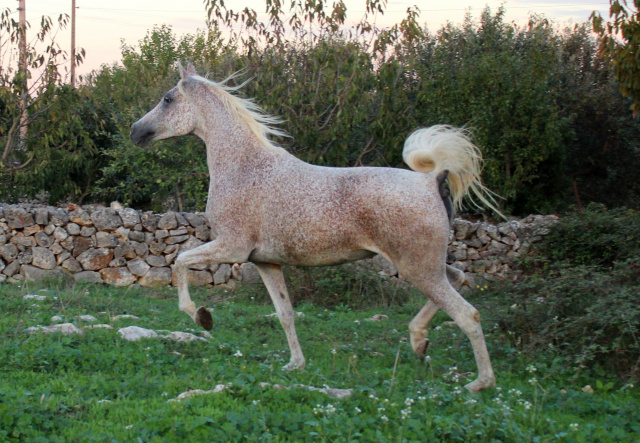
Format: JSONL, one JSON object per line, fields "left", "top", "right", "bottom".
{"left": 127, "top": 257, "right": 150, "bottom": 276}
{"left": 92, "top": 208, "right": 123, "bottom": 231}
{"left": 100, "top": 267, "right": 136, "bottom": 287}
{"left": 157, "top": 212, "right": 178, "bottom": 230}
{"left": 77, "top": 248, "right": 114, "bottom": 271}
{"left": 139, "top": 267, "right": 172, "bottom": 287}
{"left": 5, "top": 207, "right": 35, "bottom": 229}
{"left": 117, "top": 208, "right": 141, "bottom": 228}
{"left": 74, "top": 271, "right": 103, "bottom": 284}
{"left": 32, "top": 247, "right": 56, "bottom": 270}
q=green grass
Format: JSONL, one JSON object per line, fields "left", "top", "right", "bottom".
{"left": 0, "top": 280, "right": 638, "bottom": 442}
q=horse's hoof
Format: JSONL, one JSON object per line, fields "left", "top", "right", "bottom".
{"left": 195, "top": 307, "right": 213, "bottom": 331}
{"left": 415, "top": 338, "right": 430, "bottom": 360}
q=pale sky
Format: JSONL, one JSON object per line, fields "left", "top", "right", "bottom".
{"left": 7, "top": 1, "right": 611, "bottom": 78}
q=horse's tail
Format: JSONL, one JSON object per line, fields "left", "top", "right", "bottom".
{"left": 402, "top": 125, "right": 503, "bottom": 217}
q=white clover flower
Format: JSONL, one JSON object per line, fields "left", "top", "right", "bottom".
{"left": 404, "top": 398, "right": 414, "bottom": 406}
{"left": 523, "top": 401, "right": 532, "bottom": 410}
{"left": 252, "top": 400, "right": 261, "bottom": 405}
{"left": 378, "top": 406, "right": 386, "bottom": 413}
{"left": 400, "top": 408, "right": 411, "bottom": 419}
{"left": 331, "top": 348, "right": 337, "bottom": 355}
{"left": 570, "top": 423, "right": 579, "bottom": 431}
{"left": 380, "top": 415, "right": 389, "bottom": 422}
{"left": 453, "top": 386, "right": 463, "bottom": 395}
{"left": 526, "top": 364, "right": 537, "bottom": 373}
{"left": 354, "top": 406, "right": 362, "bottom": 414}
{"left": 424, "top": 355, "right": 432, "bottom": 363}
{"left": 435, "top": 325, "right": 442, "bottom": 331}
{"left": 233, "top": 350, "right": 243, "bottom": 357}
{"left": 528, "top": 377, "right": 537, "bottom": 385}
{"left": 465, "top": 398, "right": 477, "bottom": 405}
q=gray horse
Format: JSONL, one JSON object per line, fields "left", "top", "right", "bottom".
{"left": 131, "top": 62, "right": 498, "bottom": 392}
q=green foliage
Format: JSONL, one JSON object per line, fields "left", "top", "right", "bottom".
{"left": 0, "top": 8, "right": 108, "bottom": 204}
{"left": 542, "top": 204, "right": 640, "bottom": 267}
{"left": 283, "top": 263, "right": 414, "bottom": 309}
{"left": 592, "top": 0, "right": 640, "bottom": 115}
{"left": 472, "top": 206, "right": 640, "bottom": 379}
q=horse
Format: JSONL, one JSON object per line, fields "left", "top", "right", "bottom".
{"left": 130, "top": 62, "right": 497, "bottom": 393}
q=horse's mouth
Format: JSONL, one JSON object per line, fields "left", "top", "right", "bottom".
{"left": 130, "top": 128, "right": 156, "bottom": 147}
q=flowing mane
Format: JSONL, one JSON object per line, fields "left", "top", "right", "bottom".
{"left": 179, "top": 74, "right": 287, "bottom": 153}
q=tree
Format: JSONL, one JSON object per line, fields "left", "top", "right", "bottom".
{"left": 592, "top": 1, "right": 640, "bottom": 115}
{"left": 0, "top": 7, "right": 106, "bottom": 203}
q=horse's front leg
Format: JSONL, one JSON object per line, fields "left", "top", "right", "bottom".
{"left": 174, "top": 238, "right": 249, "bottom": 330}
{"left": 256, "top": 263, "right": 306, "bottom": 370}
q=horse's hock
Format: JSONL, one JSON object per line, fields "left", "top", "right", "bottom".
{"left": 0, "top": 203, "right": 558, "bottom": 288}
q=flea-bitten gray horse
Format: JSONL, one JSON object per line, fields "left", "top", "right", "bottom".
{"left": 130, "top": 62, "right": 498, "bottom": 393}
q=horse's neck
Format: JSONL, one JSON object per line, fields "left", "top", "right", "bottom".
{"left": 199, "top": 122, "right": 286, "bottom": 176}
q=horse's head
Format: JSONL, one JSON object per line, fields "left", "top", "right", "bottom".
{"left": 130, "top": 62, "right": 200, "bottom": 147}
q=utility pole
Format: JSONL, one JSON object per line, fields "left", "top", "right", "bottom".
{"left": 18, "top": 0, "right": 27, "bottom": 150}
{"left": 18, "top": 0, "right": 27, "bottom": 83}
{"left": 71, "top": 0, "right": 76, "bottom": 87}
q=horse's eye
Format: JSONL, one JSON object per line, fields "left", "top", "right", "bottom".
{"left": 164, "top": 96, "right": 172, "bottom": 104}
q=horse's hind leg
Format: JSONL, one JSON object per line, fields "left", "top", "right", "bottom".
{"left": 256, "top": 263, "right": 306, "bottom": 370}
{"left": 403, "top": 267, "right": 495, "bottom": 393}
{"left": 409, "top": 265, "right": 465, "bottom": 359}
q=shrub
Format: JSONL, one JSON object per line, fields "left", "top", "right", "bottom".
{"left": 474, "top": 206, "right": 640, "bottom": 379}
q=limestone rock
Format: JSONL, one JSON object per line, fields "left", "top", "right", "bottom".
{"left": 179, "top": 236, "right": 204, "bottom": 253}
{"left": 146, "top": 255, "right": 167, "bottom": 267}
{"left": 52, "top": 227, "right": 69, "bottom": 241}
{"left": 35, "top": 231, "right": 54, "bottom": 247}
{"left": 77, "top": 248, "right": 114, "bottom": 271}
{"left": 5, "top": 207, "right": 35, "bottom": 229}
{"left": 140, "top": 212, "right": 158, "bottom": 232}
{"left": 171, "top": 269, "right": 213, "bottom": 287}
{"left": 118, "top": 326, "right": 158, "bottom": 341}
{"left": 0, "top": 244, "right": 18, "bottom": 262}
{"left": 184, "top": 212, "right": 206, "bottom": 227}
{"left": 157, "top": 212, "right": 178, "bottom": 230}
{"left": 27, "top": 323, "right": 83, "bottom": 336}
{"left": 3, "top": 260, "right": 20, "bottom": 276}
{"left": 96, "top": 232, "right": 118, "bottom": 248}
{"left": 213, "top": 263, "right": 232, "bottom": 285}
{"left": 31, "top": 247, "right": 56, "bottom": 270}
{"left": 69, "top": 207, "right": 93, "bottom": 226}
{"left": 117, "top": 208, "right": 141, "bottom": 228}
{"left": 48, "top": 208, "right": 69, "bottom": 226}
{"left": 62, "top": 257, "right": 83, "bottom": 273}
{"left": 74, "top": 270, "right": 103, "bottom": 283}
{"left": 72, "top": 236, "right": 94, "bottom": 257}
{"left": 240, "top": 263, "right": 261, "bottom": 284}
{"left": 21, "top": 265, "right": 63, "bottom": 282}
{"left": 127, "top": 258, "right": 150, "bottom": 277}
{"left": 100, "top": 267, "right": 136, "bottom": 286}
{"left": 163, "top": 331, "right": 207, "bottom": 342}
{"left": 139, "top": 267, "right": 172, "bottom": 287}
{"left": 92, "top": 208, "right": 123, "bottom": 231}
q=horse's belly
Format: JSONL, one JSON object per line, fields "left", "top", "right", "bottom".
{"left": 248, "top": 241, "right": 375, "bottom": 267}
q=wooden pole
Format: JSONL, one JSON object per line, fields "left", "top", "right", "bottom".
{"left": 71, "top": 0, "right": 76, "bottom": 87}
{"left": 18, "top": 0, "right": 27, "bottom": 149}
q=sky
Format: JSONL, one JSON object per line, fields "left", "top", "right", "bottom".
{"left": 6, "top": 0, "right": 612, "bottom": 78}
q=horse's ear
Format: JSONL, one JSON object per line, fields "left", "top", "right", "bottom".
{"left": 178, "top": 61, "right": 197, "bottom": 79}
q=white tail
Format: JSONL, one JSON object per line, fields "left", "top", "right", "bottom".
{"left": 403, "top": 125, "right": 502, "bottom": 216}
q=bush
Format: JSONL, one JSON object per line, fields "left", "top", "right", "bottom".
{"left": 474, "top": 206, "right": 640, "bottom": 379}
{"left": 542, "top": 204, "right": 640, "bottom": 267}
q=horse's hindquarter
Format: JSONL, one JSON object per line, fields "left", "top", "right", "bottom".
{"left": 247, "top": 161, "right": 450, "bottom": 266}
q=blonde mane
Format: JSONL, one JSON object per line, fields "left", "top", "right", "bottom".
{"left": 179, "top": 74, "right": 287, "bottom": 153}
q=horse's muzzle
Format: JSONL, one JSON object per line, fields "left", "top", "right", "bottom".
{"left": 130, "top": 121, "right": 155, "bottom": 147}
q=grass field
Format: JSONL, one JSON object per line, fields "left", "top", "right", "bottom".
{"left": 0, "top": 278, "right": 638, "bottom": 442}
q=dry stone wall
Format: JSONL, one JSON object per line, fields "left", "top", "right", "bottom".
{"left": 0, "top": 203, "right": 558, "bottom": 288}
